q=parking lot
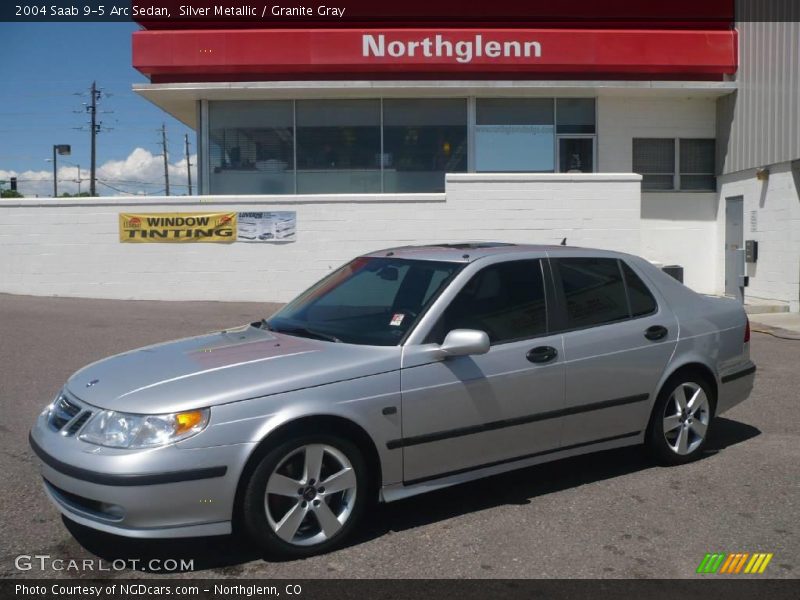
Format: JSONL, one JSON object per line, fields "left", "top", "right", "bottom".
{"left": 1, "top": 293, "right": 797, "bottom": 579}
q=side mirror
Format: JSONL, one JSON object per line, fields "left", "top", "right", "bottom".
{"left": 438, "top": 329, "right": 490, "bottom": 358}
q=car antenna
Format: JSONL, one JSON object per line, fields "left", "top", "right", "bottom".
{"left": 560, "top": 237, "right": 567, "bottom": 246}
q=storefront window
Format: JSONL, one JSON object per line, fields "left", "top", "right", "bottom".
{"left": 383, "top": 99, "right": 468, "bottom": 193}
{"left": 208, "top": 101, "right": 294, "bottom": 195}
{"left": 296, "top": 100, "right": 381, "bottom": 194}
{"left": 203, "top": 96, "right": 598, "bottom": 194}
{"left": 556, "top": 98, "right": 596, "bottom": 134}
{"left": 558, "top": 138, "right": 594, "bottom": 173}
{"left": 475, "top": 99, "right": 555, "bottom": 172}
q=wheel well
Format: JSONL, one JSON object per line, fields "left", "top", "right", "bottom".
{"left": 663, "top": 363, "right": 718, "bottom": 408}
{"left": 231, "top": 415, "right": 382, "bottom": 528}
{"left": 645, "top": 362, "right": 718, "bottom": 445}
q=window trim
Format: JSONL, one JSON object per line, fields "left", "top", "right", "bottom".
{"left": 547, "top": 257, "right": 660, "bottom": 335}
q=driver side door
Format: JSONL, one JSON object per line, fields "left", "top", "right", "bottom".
{"left": 397, "top": 259, "right": 566, "bottom": 484}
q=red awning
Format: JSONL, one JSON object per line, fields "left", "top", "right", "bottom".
{"left": 133, "top": 28, "right": 737, "bottom": 82}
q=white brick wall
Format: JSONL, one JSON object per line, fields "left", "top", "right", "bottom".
{"left": 0, "top": 174, "right": 645, "bottom": 302}
{"left": 597, "top": 95, "right": 717, "bottom": 172}
{"left": 597, "top": 95, "right": 719, "bottom": 294}
{"left": 718, "top": 162, "right": 800, "bottom": 311}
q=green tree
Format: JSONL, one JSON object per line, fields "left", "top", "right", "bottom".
{"left": 1, "top": 189, "right": 23, "bottom": 198}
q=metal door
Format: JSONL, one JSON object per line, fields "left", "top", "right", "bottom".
{"left": 397, "top": 259, "right": 566, "bottom": 484}
{"left": 725, "top": 196, "right": 745, "bottom": 302}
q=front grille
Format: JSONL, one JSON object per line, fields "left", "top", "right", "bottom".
{"left": 47, "top": 393, "right": 92, "bottom": 436}
{"left": 65, "top": 410, "right": 92, "bottom": 435}
{"left": 48, "top": 395, "right": 81, "bottom": 431}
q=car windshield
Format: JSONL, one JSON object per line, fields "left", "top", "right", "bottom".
{"left": 267, "top": 257, "right": 463, "bottom": 346}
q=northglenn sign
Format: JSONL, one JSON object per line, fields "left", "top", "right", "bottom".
{"left": 363, "top": 34, "right": 542, "bottom": 64}
{"left": 133, "top": 28, "right": 737, "bottom": 80}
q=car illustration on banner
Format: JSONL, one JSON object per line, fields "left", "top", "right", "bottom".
{"left": 237, "top": 212, "right": 296, "bottom": 242}
{"left": 29, "top": 243, "right": 755, "bottom": 558}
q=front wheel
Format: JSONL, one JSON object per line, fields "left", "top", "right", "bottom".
{"left": 647, "top": 375, "right": 714, "bottom": 465}
{"left": 242, "top": 434, "right": 368, "bottom": 558}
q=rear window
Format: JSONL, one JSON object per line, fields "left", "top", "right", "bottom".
{"left": 621, "top": 262, "right": 658, "bottom": 316}
{"left": 552, "top": 257, "right": 659, "bottom": 331}
{"left": 555, "top": 257, "right": 629, "bottom": 329}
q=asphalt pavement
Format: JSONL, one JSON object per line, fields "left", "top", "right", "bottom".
{"left": 1, "top": 293, "right": 797, "bottom": 579}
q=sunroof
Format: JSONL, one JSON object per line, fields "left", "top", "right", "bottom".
{"left": 432, "top": 242, "right": 517, "bottom": 249}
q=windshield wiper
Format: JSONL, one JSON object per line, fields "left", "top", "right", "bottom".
{"left": 273, "top": 326, "right": 341, "bottom": 343}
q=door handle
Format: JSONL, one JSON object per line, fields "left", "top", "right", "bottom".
{"left": 644, "top": 325, "right": 668, "bottom": 341}
{"left": 527, "top": 346, "right": 558, "bottom": 364}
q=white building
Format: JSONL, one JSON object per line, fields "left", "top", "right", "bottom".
{"left": 2, "top": 2, "right": 797, "bottom": 309}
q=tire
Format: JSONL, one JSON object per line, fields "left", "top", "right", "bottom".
{"left": 241, "top": 433, "right": 368, "bottom": 559}
{"left": 646, "top": 372, "right": 715, "bottom": 466}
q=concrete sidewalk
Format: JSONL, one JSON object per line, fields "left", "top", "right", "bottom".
{"left": 748, "top": 312, "right": 800, "bottom": 339}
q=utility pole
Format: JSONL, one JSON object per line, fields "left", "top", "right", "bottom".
{"left": 87, "top": 81, "right": 101, "bottom": 196}
{"left": 184, "top": 134, "right": 193, "bottom": 195}
{"left": 161, "top": 123, "right": 170, "bottom": 196}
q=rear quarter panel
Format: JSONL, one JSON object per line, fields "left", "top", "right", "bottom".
{"left": 632, "top": 256, "right": 750, "bottom": 413}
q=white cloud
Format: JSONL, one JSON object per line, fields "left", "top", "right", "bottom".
{"left": 0, "top": 148, "right": 197, "bottom": 197}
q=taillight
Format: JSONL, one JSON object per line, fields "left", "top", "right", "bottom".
{"left": 744, "top": 317, "right": 751, "bottom": 343}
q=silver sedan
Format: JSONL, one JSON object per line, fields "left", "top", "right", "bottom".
{"left": 29, "top": 243, "right": 756, "bottom": 558}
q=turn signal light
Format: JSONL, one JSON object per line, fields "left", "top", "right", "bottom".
{"left": 176, "top": 410, "right": 206, "bottom": 434}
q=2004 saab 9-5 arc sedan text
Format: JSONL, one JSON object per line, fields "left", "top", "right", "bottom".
{"left": 29, "top": 244, "right": 756, "bottom": 558}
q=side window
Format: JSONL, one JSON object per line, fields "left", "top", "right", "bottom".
{"left": 621, "top": 261, "right": 658, "bottom": 316}
{"left": 554, "top": 257, "right": 629, "bottom": 329}
{"left": 426, "top": 260, "right": 547, "bottom": 344}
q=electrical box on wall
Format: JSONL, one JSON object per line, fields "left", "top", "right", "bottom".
{"left": 745, "top": 240, "right": 759, "bottom": 263}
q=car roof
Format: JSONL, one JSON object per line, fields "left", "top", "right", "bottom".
{"left": 361, "top": 242, "right": 628, "bottom": 263}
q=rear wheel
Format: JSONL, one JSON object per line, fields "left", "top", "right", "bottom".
{"left": 647, "top": 374, "right": 714, "bottom": 465}
{"left": 242, "top": 434, "right": 367, "bottom": 558}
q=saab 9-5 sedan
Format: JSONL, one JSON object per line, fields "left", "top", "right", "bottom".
{"left": 30, "top": 243, "right": 756, "bottom": 557}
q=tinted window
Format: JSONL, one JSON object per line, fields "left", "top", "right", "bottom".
{"left": 555, "top": 258, "right": 629, "bottom": 329}
{"left": 427, "top": 260, "right": 547, "bottom": 344}
{"left": 621, "top": 262, "right": 658, "bottom": 316}
{"left": 270, "top": 258, "right": 461, "bottom": 346}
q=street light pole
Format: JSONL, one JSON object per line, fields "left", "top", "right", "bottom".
{"left": 48, "top": 145, "right": 72, "bottom": 197}
{"left": 52, "top": 145, "right": 57, "bottom": 197}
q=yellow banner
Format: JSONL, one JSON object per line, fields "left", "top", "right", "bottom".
{"left": 119, "top": 212, "right": 237, "bottom": 243}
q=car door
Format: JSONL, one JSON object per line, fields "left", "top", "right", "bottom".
{"left": 398, "top": 258, "right": 566, "bottom": 484}
{"left": 550, "top": 256, "right": 678, "bottom": 447}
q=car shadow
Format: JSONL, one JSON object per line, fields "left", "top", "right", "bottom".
{"left": 64, "top": 417, "right": 760, "bottom": 573}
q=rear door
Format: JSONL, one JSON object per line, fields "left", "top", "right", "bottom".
{"left": 550, "top": 256, "right": 678, "bottom": 447}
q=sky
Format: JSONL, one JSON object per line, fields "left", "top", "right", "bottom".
{"left": 0, "top": 23, "right": 194, "bottom": 196}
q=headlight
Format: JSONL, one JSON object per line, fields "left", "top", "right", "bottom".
{"left": 79, "top": 408, "right": 209, "bottom": 449}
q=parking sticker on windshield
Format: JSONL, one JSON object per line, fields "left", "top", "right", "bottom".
{"left": 390, "top": 313, "right": 405, "bottom": 327}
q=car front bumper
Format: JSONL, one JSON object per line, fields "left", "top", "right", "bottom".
{"left": 29, "top": 418, "right": 255, "bottom": 539}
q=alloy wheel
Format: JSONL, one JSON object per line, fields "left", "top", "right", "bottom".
{"left": 662, "top": 381, "right": 710, "bottom": 455}
{"left": 264, "top": 443, "right": 357, "bottom": 546}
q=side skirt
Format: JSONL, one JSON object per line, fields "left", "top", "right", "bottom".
{"left": 379, "top": 431, "right": 644, "bottom": 503}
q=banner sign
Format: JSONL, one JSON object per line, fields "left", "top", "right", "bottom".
{"left": 237, "top": 211, "right": 297, "bottom": 242}
{"left": 133, "top": 28, "right": 738, "bottom": 79}
{"left": 118, "top": 212, "right": 297, "bottom": 243}
{"left": 119, "top": 212, "right": 237, "bottom": 243}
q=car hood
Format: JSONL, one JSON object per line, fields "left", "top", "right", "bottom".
{"left": 66, "top": 324, "right": 401, "bottom": 414}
